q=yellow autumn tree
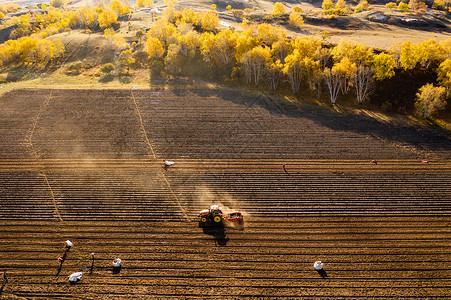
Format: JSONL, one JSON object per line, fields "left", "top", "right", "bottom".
{"left": 148, "top": 19, "right": 177, "bottom": 47}
{"left": 235, "top": 28, "right": 257, "bottom": 62}
{"left": 200, "top": 32, "right": 216, "bottom": 64}
{"left": 10, "top": 14, "right": 31, "bottom": 38}
{"left": 265, "top": 59, "right": 283, "bottom": 91}
{"left": 332, "top": 39, "right": 373, "bottom": 66}
{"left": 272, "top": 2, "right": 286, "bottom": 18}
{"left": 283, "top": 50, "right": 304, "bottom": 94}
{"left": 415, "top": 39, "right": 440, "bottom": 69}
{"left": 398, "top": 40, "right": 418, "bottom": 70}
{"left": 372, "top": 52, "right": 396, "bottom": 81}
{"left": 146, "top": 36, "right": 164, "bottom": 61}
{"left": 199, "top": 11, "right": 219, "bottom": 31}
{"left": 335, "top": 56, "right": 357, "bottom": 93}
{"left": 69, "top": 7, "right": 99, "bottom": 30}
{"left": 354, "top": 0, "right": 369, "bottom": 12}
{"left": 176, "top": 30, "right": 200, "bottom": 59}
{"left": 213, "top": 29, "right": 238, "bottom": 65}
{"left": 284, "top": 50, "right": 321, "bottom": 94}
{"left": 271, "top": 40, "right": 291, "bottom": 64}
{"left": 165, "top": 44, "right": 183, "bottom": 74}
{"left": 437, "top": 58, "right": 451, "bottom": 93}
{"left": 291, "top": 36, "right": 322, "bottom": 60}
{"left": 109, "top": 0, "right": 130, "bottom": 17}
{"left": 98, "top": 9, "right": 118, "bottom": 29}
{"left": 335, "top": 0, "right": 347, "bottom": 13}
{"left": 119, "top": 49, "right": 135, "bottom": 73}
{"left": 162, "top": 0, "right": 178, "bottom": 23}
{"left": 257, "top": 23, "right": 286, "bottom": 46}
{"left": 322, "top": 0, "right": 334, "bottom": 10}
{"left": 181, "top": 8, "right": 198, "bottom": 26}
{"left": 136, "top": 0, "right": 153, "bottom": 9}
{"left": 289, "top": 7, "right": 304, "bottom": 28}
{"left": 415, "top": 83, "right": 447, "bottom": 118}
{"left": 241, "top": 46, "right": 272, "bottom": 85}
{"left": 438, "top": 39, "right": 451, "bottom": 60}
{"left": 0, "top": 36, "right": 65, "bottom": 66}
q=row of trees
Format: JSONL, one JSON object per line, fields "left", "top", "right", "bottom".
{"left": 144, "top": 6, "right": 449, "bottom": 118}
{"left": 0, "top": 0, "right": 135, "bottom": 67}
{"left": 0, "top": 36, "right": 65, "bottom": 66}
{"left": 2, "top": 0, "right": 131, "bottom": 40}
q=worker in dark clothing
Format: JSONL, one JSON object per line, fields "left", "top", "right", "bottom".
{"left": 282, "top": 164, "right": 289, "bottom": 175}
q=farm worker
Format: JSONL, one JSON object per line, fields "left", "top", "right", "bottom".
{"left": 371, "top": 160, "right": 377, "bottom": 165}
{"left": 113, "top": 258, "right": 122, "bottom": 274}
{"left": 64, "top": 240, "right": 74, "bottom": 251}
{"left": 164, "top": 160, "right": 175, "bottom": 166}
{"left": 113, "top": 258, "right": 122, "bottom": 268}
{"left": 313, "top": 261, "right": 323, "bottom": 270}
{"left": 282, "top": 164, "right": 288, "bottom": 174}
{"left": 68, "top": 272, "right": 82, "bottom": 283}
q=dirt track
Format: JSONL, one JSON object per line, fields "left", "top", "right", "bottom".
{"left": 0, "top": 89, "right": 450, "bottom": 298}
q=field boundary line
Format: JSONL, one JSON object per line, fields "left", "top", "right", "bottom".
{"left": 161, "top": 172, "right": 189, "bottom": 220}
{"left": 131, "top": 90, "right": 156, "bottom": 159}
{"left": 130, "top": 90, "right": 188, "bottom": 220}
{"left": 27, "top": 91, "right": 63, "bottom": 222}
{"left": 28, "top": 91, "right": 52, "bottom": 157}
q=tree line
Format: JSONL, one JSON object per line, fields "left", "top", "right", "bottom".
{"left": 144, "top": 4, "right": 449, "bottom": 118}
{"left": 0, "top": 0, "right": 448, "bottom": 118}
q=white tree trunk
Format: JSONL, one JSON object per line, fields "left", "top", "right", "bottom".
{"left": 353, "top": 66, "right": 373, "bottom": 104}
{"left": 324, "top": 69, "right": 342, "bottom": 105}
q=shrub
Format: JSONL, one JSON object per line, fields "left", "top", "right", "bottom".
{"left": 100, "top": 63, "right": 115, "bottom": 75}
{"left": 289, "top": 11, "right": 304, "bottom": 28}
{"left": 66, "top": 61, "right": 83, "bottom": 75}
{"left": 50, "top": 0, "right": 67, "bottom": 8}
{"left": 272, "top": 2, "right": 286, "bottom": 18}
{"left": 385, "top": 2, "right": 397, "bottom": 9}
{"left": 397, "top": 2, "right": 410, "bottom": 12}
{"left": 232, "top": 9, "right": 244, "bottom": 18}
{"left": 354, "top": 0, "right": 369, "bottom": 13}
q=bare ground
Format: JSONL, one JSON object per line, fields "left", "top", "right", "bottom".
{"left": 0, "top": 88, "right": 449, "bottom": 299}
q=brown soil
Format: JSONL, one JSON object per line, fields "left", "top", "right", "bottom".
{"left": 0, "top": 88, "right": 450, "bottom": 299}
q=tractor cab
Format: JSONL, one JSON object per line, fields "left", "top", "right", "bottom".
{"left": 198, "top": 205, "right": 224, "bottom": 227}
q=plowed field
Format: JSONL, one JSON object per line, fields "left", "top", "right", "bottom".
{"left": 0, "top": 89, "right": 450, "bottom": 299}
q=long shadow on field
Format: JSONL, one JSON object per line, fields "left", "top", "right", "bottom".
{"left": 202, "top": 226, "right": 229, "bottom": 246}
{"left": 175, "top": 88, "right": 451, "bottom": 155}
{"left": 317, "top": 269, "right": 328, "bottom": 278}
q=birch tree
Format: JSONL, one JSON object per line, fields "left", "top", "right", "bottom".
{"left": 324, "top": 66, "right": 343, "bottom": 105}
{"left": 241, "top": 46, "right": 271, "bottom": 85}
{"left": 265, "top": 59, "right": 283, "bottom": 91}
{"left": 353, "top": 65, "right": 373, "bottom": 104}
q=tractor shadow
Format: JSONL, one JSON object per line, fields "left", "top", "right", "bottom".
{"left": 202, "top": 226, "right": 229, "bottom": 246}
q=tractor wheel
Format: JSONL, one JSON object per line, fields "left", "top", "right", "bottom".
{"left": 213, "top": 215, "right": 222, "bottom": 223}
{"left": 201, "top": 217, "right": 207, "bottom": 223}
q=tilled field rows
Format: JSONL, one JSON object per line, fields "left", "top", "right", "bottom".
{"left": 0, "top": 88, "right": 450, "bottom": 298}
{"left": 133, "top": 89, "right": 451, "bottom": 159}
{"left": 0, "top": 165, "right": 450, "bottom": 220}
{"left": 0, "top": 218, "right": 450, "bottom": 299}
{"left": 1, "top": 89, "right": 450, "bottom": 160}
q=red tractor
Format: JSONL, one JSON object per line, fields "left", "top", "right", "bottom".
{"left": 198, "top": 205, "right": 244, "bottom": 228}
